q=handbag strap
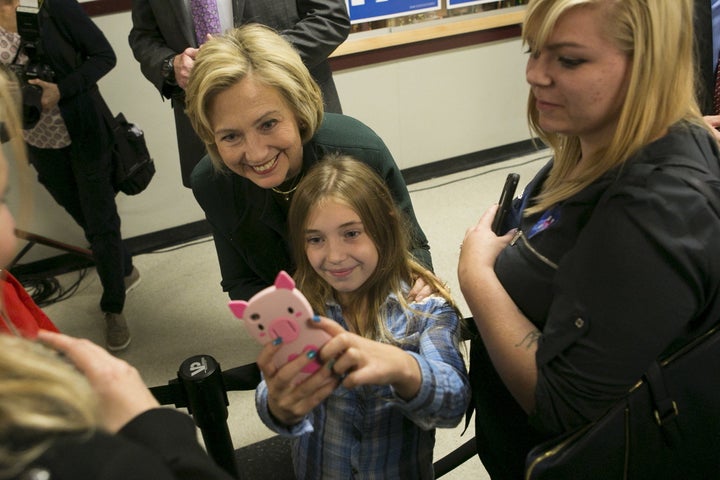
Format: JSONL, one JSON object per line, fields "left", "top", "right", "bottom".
{"left": 645, "top": 361, "right": 680, "bottom": 446}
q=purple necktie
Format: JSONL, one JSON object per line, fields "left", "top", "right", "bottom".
{"left": 190, "top": 0, "right": 221, "bottom": 46}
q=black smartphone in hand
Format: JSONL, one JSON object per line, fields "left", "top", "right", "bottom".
{"left": 491, "top": 173, "right": 520, "bottom": 235}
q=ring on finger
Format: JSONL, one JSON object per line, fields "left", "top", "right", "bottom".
{"left": 325, "top": 358, "right": 337, "bottom": 373}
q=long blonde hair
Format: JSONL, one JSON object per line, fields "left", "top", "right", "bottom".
{"left": 523, "top": 0, "right": 705, "bottom": 213}
{"left": 288, "top": 154, "right": 461, "bottom": 344}
{"left": 0, "top": 335, "right": 99, "bottom": 478}
{"left": 0, "top": 68, "right": 99, "bottom": 479}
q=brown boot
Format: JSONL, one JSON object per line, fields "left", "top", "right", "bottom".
{"left": 104, "top": 312, "right": 131, "bottom": 351}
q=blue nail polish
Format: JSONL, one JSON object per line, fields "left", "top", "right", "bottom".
{"left": 312, "top": 315, "right": 321, "bottom": 323}
{"left": 306, "top": 350, "right": 317, "bottom": 359}
{"left": 272, "top": 337, "right": 283, "bottom": 346}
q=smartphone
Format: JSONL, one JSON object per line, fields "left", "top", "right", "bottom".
{"left": 228, "top": 271, "right": 330, "bottom": 383}
{"left": 491, "top": 173, "right": 520, "bottom": 235}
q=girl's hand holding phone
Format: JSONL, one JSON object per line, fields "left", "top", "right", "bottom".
{"left": 311, "top": 316, "right": 422, "bottom": 401}
{"left": 258, "top": 328, "right": 339, "bottom": 427}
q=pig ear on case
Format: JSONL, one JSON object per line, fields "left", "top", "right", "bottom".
{"left": 274, "top": 270, "right": 295, "bottom": 290}
{"left": 228, "top": 300, "right": 248, "bottom": 319}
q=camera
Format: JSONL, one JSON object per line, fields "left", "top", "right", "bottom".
{"left": 8, "top": 3, "right": 55, "bottom": 130}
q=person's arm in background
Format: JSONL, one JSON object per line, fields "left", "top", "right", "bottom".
{"left": 703, "top": 115, "right": 720, "bottom": 142}
{"left": 280, "top": 0, "right": 350, "bottom": 70}
{"left": 128, "top": 0, "right": 186, "bottom": 97}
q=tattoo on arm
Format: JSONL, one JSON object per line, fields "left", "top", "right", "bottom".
{"left": 515, "top": 330, "right": 541, "bottom": 350}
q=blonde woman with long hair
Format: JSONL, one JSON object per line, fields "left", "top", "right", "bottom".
{"left": 458, "top": 0, "right": 720, "bottom": 478}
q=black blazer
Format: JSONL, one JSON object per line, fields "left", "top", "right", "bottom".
{"left": 13, "top": 409, "right": 234, "bottom": 480}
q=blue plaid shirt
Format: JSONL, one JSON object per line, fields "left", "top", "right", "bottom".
{"left": 256, "top": 293, "right": 470, "bottom": 479}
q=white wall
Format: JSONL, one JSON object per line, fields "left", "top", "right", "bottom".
{"left": 9, "top": 10, "right": 530, "bottom": 263}
{"left": 333, "top": 38, "right": 531, "bottom": 170}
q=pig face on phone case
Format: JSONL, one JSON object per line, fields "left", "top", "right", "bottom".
{"left": 228, "top": 271, "right": 331, "bottom": 380}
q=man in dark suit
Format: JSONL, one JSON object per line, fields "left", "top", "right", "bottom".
{"left": 128, "top": 0, "right": 350, "bottom": 187}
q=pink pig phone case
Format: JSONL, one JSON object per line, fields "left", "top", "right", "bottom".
{"left": 228, "top": 270, "right": 331, "bottom": 382}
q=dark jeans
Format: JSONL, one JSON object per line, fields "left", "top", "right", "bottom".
{"left": 28, "top": 143, "right": 133, "bottom": 314}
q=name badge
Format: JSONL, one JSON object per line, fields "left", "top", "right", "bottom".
{"left": 527, "top": 206, "right": 560, "bottom": 238}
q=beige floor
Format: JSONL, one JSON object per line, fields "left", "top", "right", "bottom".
{"left": 40, "top": 150, "right": 550, "bottom": 479}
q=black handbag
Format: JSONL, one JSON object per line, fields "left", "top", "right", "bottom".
{"left": 524, "top": 323, "right": 720, "bottom": 480}
{"left": 525, "top": 167, "right": 720, "bottom": 480}
{"left": 110, "top": 112, "right": 155, "bottom": 195}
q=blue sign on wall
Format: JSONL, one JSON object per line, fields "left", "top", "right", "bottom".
{"left": 346, "top": 0, "right": 441, "bottom": 24}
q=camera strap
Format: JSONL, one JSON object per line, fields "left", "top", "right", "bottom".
{"left": 10, "top": 43, "right": 22, "bottom": 67}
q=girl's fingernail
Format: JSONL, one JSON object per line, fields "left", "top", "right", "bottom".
{"left": 325, "top": 358, "right": 336, "bottom": 371}
{"left": 306, "top": 350, "right": 317, "bottom": 359}
{"left": 272, "top": 337, "right": 283, "bottom": 346}
{"left": 312, "top": 315, "right": 321, "bottom": 323}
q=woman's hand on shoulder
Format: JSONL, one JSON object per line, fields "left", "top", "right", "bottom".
{"left": 407, "top": 275, "right": 433, "bottom": 303}
{"left": 36, "top": 330, "right": 160, "bottom": 433}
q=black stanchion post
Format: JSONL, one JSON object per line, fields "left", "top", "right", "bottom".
{"left": 177, "top": 354, "right": 239, "bottom": 479}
